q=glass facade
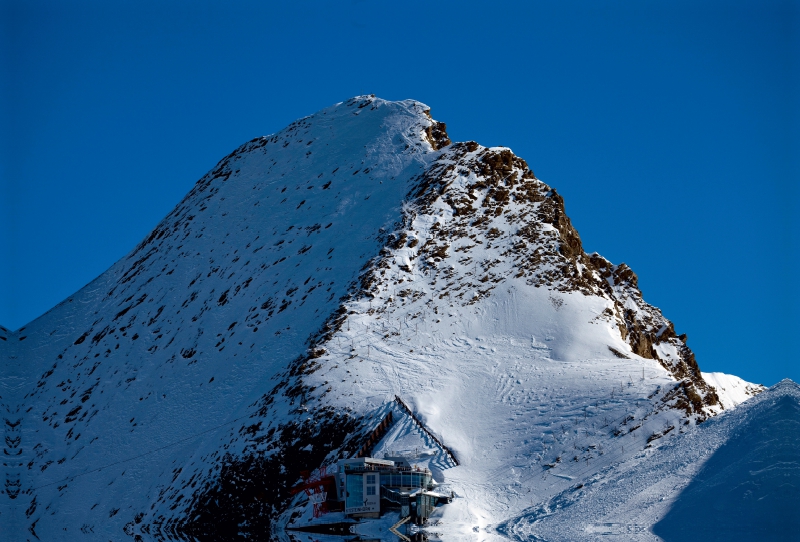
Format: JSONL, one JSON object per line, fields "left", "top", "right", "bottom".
{"left": 379, "top": 471, "right": 431, "bottom": 489}
{"left": 345, "top": 474, "right": 363, "bottom": 511}
{"left": 417, "top": 493, "right": 435, "bottom": 518}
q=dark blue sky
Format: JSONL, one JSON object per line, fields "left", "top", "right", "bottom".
{"left": 1, "top": 0, "right": 797, "bottom": 385}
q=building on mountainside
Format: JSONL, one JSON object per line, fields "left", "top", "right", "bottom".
{"left": 332, "top": 457, "right": 450, "bottom": 525}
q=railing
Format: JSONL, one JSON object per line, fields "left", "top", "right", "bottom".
{"left": 345, "top": 464, "right": 430, "bottom": 474}
{"left": 353, "top": 410, "right": 394, "bottom": 458}
{"left": 350, "top": 395, "right": 460, "bottom": 467}
{"left": 394, "top": 395, "right": 460, "bottom": 466}
{"left": 381, "top": 485, "right": 410, "bottom": 505}
{"left": 389, "top": 516, "right": 412, "bottom": 542}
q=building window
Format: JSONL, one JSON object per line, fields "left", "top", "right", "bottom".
{"left": 366, "top": 485, "right": 376, "bottom": 496}
{"left": 346, "top": 474, "right": 364, "bottom": 510}
{"left": 366, "top": 474, "right": 376, "bottom": 484}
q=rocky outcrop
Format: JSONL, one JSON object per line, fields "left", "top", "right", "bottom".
{"left": 368, "top": 141, "right": 721, "bottom": 418}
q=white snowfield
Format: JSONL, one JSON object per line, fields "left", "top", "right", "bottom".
{"left": 502, "top": 379, "right": 800, "bottom": 542}
{"left": 295, "top": 281, "right": 707, "bottom": 539}
{"left": 702, "top": 371, "right": 766, "bottom": 410}
{"left": 0, "top": 96, "right": 771, "bottom": 542}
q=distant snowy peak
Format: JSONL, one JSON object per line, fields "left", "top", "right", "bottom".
{"left": 702, "top": 372, "right": 765, "bottom": 409}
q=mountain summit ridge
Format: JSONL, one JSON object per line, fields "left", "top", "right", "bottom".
{"left": 0, "top": 96, "right": 761, "bottom": 541}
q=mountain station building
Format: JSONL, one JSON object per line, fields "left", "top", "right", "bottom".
{"left": 332, "top": 457, "right": 449, "bottom": 524}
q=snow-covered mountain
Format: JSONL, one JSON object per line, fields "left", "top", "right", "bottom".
{"left": 0, "top": 96, "right": 766, "bottom": 541}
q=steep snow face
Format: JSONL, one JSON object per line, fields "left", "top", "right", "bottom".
{"left": 703, "top": 372, "right": 765, "bottom": 410}
{"left": 502, "top": 379, "right": 800, "bottom": 542}
{"left": 0, "top": 96, "right": 761, "bottom": 541}
{"left": 0, "top": 96, "right": 444, "bottom": 540}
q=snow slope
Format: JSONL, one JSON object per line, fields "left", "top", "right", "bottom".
{"left": 2, "top": 96, "right": 439, "bottom": 541}
{"left": 502, "top": 379, "right": 799, "bottom": 541}
{"left": 0, "top": 96, "right": 764, "bottom": 541}
{"left": 703, "top": 371, "right": 765, "bottom": 410}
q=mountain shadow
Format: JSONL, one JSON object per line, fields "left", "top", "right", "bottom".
{"left": 653, "top": 390, "right": 800, "bottom": 541}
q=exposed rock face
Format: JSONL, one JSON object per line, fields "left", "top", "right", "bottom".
{"left": 364, "top": 141, "right": 720, "bottom": 417}
{"left": 422, "top": 108, "right": 452, "bottom": 150}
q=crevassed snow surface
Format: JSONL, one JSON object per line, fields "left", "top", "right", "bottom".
{"left": 503, "top": 379, "right": 800, "bottom": 542}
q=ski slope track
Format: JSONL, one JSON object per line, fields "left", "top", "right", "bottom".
{"left": 0, "top": 96, "right": 770, "bottom": 541}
